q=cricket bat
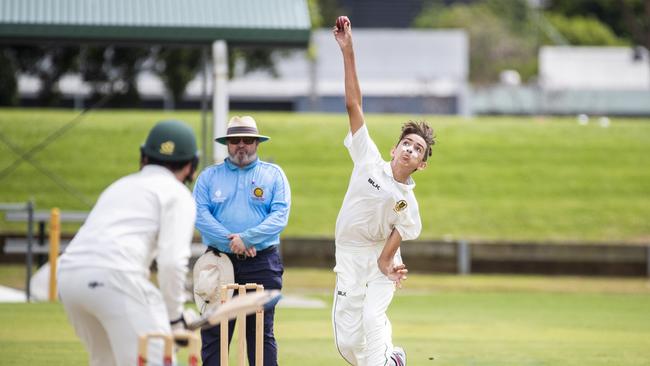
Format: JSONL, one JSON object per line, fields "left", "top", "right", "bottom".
{"left": 186, "top": 289, "right": 281, "bottom": 330}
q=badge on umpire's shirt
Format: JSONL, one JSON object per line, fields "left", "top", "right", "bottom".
{"left": 394, "top": 200, "right": 407, "bottom": 213}
{"left": 253, "top": 187, "right": 264, "bottom": 200}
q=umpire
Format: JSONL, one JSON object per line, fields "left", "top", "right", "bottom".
{"left": 193, "top": 116, "right": 291, "bottom": 366}
{"left": 58, "top": 120, "right": 199, "bottom": 366}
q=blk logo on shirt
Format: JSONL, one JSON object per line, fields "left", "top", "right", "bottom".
{"left": 88, "top": 281, "right": 104, "bottom": 289}
{"left": 367, "top": 178, "right": 380, "bottom": 190}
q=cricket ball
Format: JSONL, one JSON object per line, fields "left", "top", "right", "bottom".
{"left": 336, "top": 16, "right": 350, "bottom": 31}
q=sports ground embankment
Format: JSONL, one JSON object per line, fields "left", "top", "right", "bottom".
{"left": 2, "top": 233, "right": 648, "bottom": 277}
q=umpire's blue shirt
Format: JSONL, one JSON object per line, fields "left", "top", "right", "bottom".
{"left": 193, "top": 158, "right": 291, "bottom": 253}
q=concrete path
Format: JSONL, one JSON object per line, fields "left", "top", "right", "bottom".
{"left": 0, "top": 284, "right": 326, "bottom": 309}
{"left": 0, "top": 285, "right": 26, "bottom": 302}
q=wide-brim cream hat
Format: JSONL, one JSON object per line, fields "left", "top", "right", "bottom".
{"left": 192, "top": 250, "right": 235, "bottom": 314}
{"left": 215, "top": 116, "right": 270, "bottom": 145}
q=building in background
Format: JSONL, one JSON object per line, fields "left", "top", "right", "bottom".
{"left": 219, "top": 29, "right": 470, "bottom": 115}
{"left": 472, "top": 46, "right": 650, "bottom": 116}
{"left": 538, "top": 46, "right": 650, "bottom": 116}
{"left": 18, "top": 29, "right": 471, "bottom": 115}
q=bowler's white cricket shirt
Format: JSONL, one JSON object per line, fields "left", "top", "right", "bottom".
{"left": 335, "top": 124, "right": 422, "bottom": 248}
{"left": 59, "top": 165, "right": 196, "bottom": 319}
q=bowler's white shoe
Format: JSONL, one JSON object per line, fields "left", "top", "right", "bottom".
{"left": 392, "top": 346, "right": 407, "bottom": 366}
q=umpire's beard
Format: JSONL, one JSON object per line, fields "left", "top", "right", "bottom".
{"left": 229, "top": 150, "right": 257, "bottom": 167}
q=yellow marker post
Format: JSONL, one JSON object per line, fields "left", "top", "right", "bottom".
{"left": 48, "top": 208, "right": 60, "bottom": 302}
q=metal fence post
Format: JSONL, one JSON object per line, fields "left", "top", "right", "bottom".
{"left": 646, "top": 246, "right": 650, "bottom": 278}
{"left": 457, "top": 240, "right": 471, "bottom": 275}
{"left": 25, "top": 200, "right": 34, "bottom": 303}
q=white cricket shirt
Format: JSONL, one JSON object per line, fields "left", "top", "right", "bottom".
{"left": 59, "top": 164, "right": 196, "bottom": 319}
{"left": 335, "top": 124, "right": 422, "bottom": 248}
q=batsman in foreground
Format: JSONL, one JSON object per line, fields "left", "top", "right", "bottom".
{"left": 332, "top": 16, "right": 435, "bottom": 366}
{"left": 57, "top": 120, "right": 199, "bottom": 366}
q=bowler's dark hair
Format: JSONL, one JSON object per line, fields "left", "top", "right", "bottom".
{"left": 396, "top": 121, "right": 435, "bottom": 161}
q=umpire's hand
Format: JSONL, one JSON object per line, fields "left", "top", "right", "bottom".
{"left": 228, "top": 234, "right": 256, "bottom": 257}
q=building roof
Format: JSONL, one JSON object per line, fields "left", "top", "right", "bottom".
{"left": 0, "top": 0, "right": 311, "bottom": 46}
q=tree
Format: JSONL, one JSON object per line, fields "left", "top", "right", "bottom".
{"left": 547, "top": 0, "right": 649, "bottom": 78}
{"left": 545, "top": 14, "right": 627, "bottom": 46}
{"left": 312, "top": 0, "right": 341, "bottom": 27}
{"left": 619, "top": 0, "right": 650, "bottom": 52}
{"left": 0, "top": 48, "right": 19, "bottom": 106}
{"left": 80, "top": 46, "right": 150, "bottom": 107}
{"left": 547, "top": 0, "right": 633, "bottom": 38}
{"left": 11, "top": 45, "right": 78, "bottom": 106}
{"left": 154, "top": 47, "right": 202, "bottom": 108}
{"left": 414, "top": 0, "right": 635, "bottom": 84}
{"left": 414, "top": 0, "right": 537, "bottom": 84}
{"left": 547, "top": 0, "right": 648, "bottom": 47}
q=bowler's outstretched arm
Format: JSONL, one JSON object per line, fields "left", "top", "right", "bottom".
{"left": 333, "top": 16, "right": 364, "bottom": 135}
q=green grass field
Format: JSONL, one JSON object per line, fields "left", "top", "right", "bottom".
{"left": 1, "top": 267, "right": 650, "bottom": 365}
{"left": 1, "top": 108, "right": 649, "bottom": 242}
{"left": 3, "top": 109, "right": 649, "bottom": 365}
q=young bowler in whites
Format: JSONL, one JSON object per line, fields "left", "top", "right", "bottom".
{"left": 193, "top": 116, "right": 291, "bottom": 366}
{"left": 332, "top": 16, "right": 435, "bottom": 366}
{"left": 57, "top": 120, "right": 200, "bottom": 366}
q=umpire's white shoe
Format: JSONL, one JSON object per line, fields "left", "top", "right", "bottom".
{"left": 392, "top": 346, "right": 407, "bottom": 366}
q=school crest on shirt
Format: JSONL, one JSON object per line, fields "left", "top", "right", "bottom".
{"left": 252, "top": 187, "right": 264, "bottom": 200}
{"left": 394, "top": 200, "right": 408, "bottom": 213}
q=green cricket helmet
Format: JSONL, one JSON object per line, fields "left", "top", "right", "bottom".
{"left": 141, "top": 120, "right": 199, "bottom": 162}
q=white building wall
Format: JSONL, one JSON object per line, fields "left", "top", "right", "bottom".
{"left": 540, "top": 46, "right": 650, "bottom": 91}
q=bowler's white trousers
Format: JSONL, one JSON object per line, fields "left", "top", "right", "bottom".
{"left": 332, "top": 244, "right": 400, "bottom": 366}
{"left": 58, "top": 267, "right": 171, "bottom": 366}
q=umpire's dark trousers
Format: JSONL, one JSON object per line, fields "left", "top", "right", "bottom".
{"left": 201, "top": 245, "right": 283, "bottom": 366}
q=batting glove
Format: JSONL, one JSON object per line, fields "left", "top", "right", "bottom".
{"left": 170, "top": 309, "right": 199, "bottom": 347}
